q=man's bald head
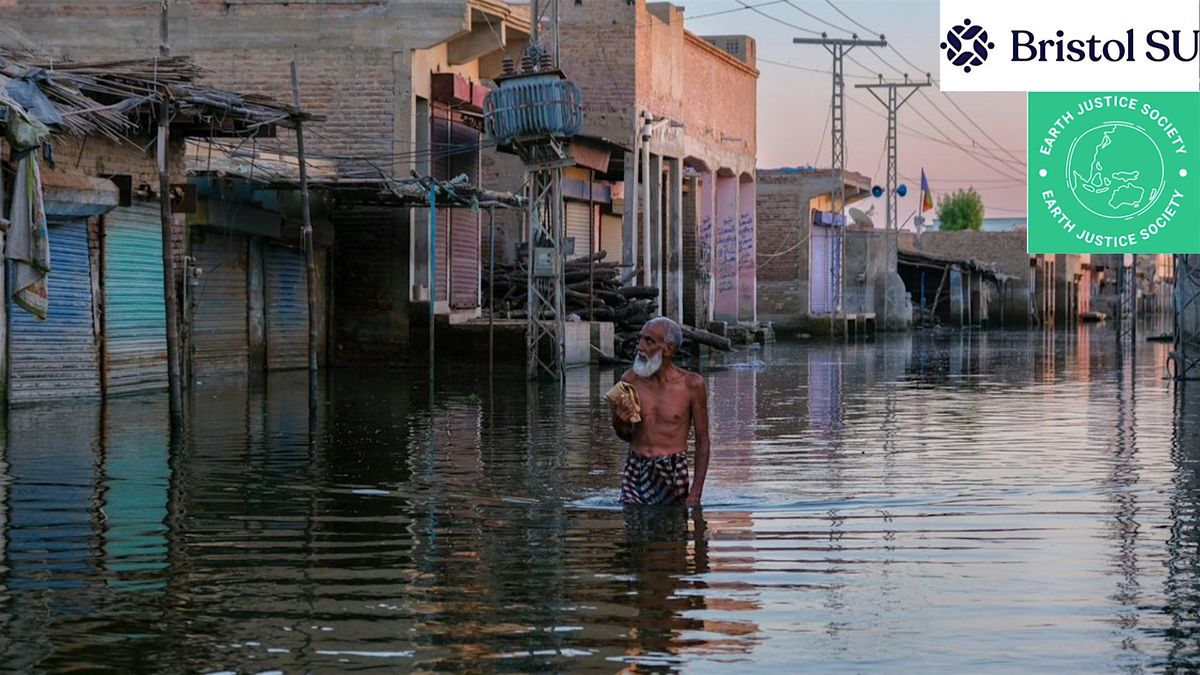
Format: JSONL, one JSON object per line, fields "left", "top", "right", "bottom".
{"left": 644, "top": 317, "right": 683, "bottom": 352}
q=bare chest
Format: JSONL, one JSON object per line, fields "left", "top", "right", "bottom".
{"left": 635, "top": 382, "right": 691, "bottom": 425}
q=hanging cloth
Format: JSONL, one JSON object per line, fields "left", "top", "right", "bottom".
{"left": 7, "top": 153, "right": 50, "bottom": 319}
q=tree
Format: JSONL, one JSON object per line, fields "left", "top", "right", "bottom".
{"left": 936, "top": 187, "right": 984, "bottom": 231}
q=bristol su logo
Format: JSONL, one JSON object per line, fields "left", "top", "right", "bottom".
{"left": 941, "top": 18, "right": 995, "bottom": 73}
{"left": 1028, "top": 92, "right": 1200, "bottom": 254}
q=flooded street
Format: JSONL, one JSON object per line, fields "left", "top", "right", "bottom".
{"left": 1, "top": 327, "right": 1199, "bottom": 672}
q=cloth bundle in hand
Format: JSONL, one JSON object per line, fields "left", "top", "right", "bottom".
{"left": 604, "top": 381, "right": 642, "bottom": 423}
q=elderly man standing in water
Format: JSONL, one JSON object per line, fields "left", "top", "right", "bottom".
{"left": 610, "top": 317, "right": 710, "bottom": 506}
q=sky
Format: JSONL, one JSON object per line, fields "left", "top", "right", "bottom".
{"left": 680, "top": 0, "right": 1028, "bottom": 223}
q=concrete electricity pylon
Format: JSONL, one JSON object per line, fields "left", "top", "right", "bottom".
{"left": 794, "top": 34, "right": 886, "bottom": 335}
{"left": 855, "top": 74, "right": 930, "bottom": 328}
{"left": 484, "top": 0, "right": 582, "bottom": 381}
{"left": 1116, "top": 254, "right": 1138, "bottom": 357}
{"left": 1171, "top": 254, "right": 1199, "bottom": 380}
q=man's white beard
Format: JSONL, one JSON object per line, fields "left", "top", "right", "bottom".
{"left": 632, "top": 351, "right": 663, "bottom": 378}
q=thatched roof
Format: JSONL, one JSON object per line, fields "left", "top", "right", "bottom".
{"left": 0, "top": 48, "right": 314, "bottom": 144}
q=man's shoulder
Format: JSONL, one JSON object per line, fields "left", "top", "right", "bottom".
{"left": 619, "top": 369, "right": 637, "bottom": 383}
{"left": 677, "top": 369, "right": 706, "bottom": 391}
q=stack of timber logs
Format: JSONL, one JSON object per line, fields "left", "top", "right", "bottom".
{"left": 485, "top": 250, "right": 732, "bottom": 361}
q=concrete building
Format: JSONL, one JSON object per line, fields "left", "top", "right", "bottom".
{"left": 2, "top": 0, "right": 533, "bottom": 365}
{"left": 485, "top": 1, "right": 760, "bottom": 335}
{"left": 755, "top": 168, "right": 872, "bottom": 334}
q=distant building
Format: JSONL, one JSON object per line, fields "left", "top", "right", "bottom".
{"left": 931, "top": 217, "right": 1027, "bottom": 232}
{"left": 755, "top": 168, "right": 874, "bottom": 334}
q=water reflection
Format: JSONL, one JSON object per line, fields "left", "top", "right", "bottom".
{"left": 0, "top": 328, "right": 1199, "bottom": 670}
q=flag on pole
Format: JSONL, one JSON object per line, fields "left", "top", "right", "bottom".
{"left": 920, "top": 169, "right": 934, "bottom": 213}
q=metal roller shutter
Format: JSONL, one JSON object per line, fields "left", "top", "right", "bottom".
{"left": 447, "top": 116, "right": 481, "bottom": 309}
{"left": 191, "top": 232, "right": 249, "bottom": 377}
{"left": 104, "top": 201, "right": 167, "bottom": 395}
{"left": 810, "top": 225, "right": 832, "bottom": 315}
{"left": 9, "top": 219, "right": 100, "bottom": 402}
{"left": 265, "top": 245, "right": 308, "bottom": 370}
{"left": 565, "top": 201, "right": 592, "bottom": 258}
{"left": 431, "top": 114, "right": 452, "bottom": 303}
{"left": 449, "top": 207, "right": 479, "bottom": 309}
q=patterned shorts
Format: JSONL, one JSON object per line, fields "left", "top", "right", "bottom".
{"left": 620, "top": 451, "right": 689, "bottom": 505}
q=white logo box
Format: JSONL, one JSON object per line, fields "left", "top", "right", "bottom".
{"left": 939, "top": 0, "right": 1200, "bottom": 92}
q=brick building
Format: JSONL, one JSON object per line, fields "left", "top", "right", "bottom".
{"left": 755, "top": 168, "right": 873, "bottom": 333}
{"left": 486, "top": 1, "right": 760, "bottom": 332}
{"left": 3, "top": 0, "right": 532, "bottom": 364}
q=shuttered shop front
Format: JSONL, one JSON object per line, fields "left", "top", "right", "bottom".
{"left": 265, "top": 245, "right": 308, "bottom": 370}
{"left": 191, "top": 231, "right": 249, "bottom": 377}
{"left": 565, "top": 201, "right": 593, "bottom": 258}
{"left": 809, "top": 226, "right": 832, "bottom": 315}
{"left": 433, "top": 107, "right": 482, "bottom": 309}
{"left": 9, "top": 219, "right": 101, "bottom": 402}
{"left": 104, "top": 201, "right": 167, "bottom": 395}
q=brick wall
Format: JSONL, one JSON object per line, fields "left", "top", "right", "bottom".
{"left": 48, "top": 133, "right": 188, "bottom": 281}
{"left": 558, "top": 0, "right": 639, "bottom": 142}
{"left": 680, "top": 35, "right": 756, "bottom": 160}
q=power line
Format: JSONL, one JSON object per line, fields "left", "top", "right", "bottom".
{"left": 689, "top": 0, "right": 788, "bottom": 19}
{"left": 822, "top": 0, "right": 878, "bottom": 36}
{"left": 734, "top": 0, "right": 823, "bottom": 35}
{"left": 781, "top": 0, "right": 855, "bottom": 35}
{"left": 758, "top": 56, "right": 876, "bottom": 79}
{"left": 827, "top": 1, "right": 1027, "bottom": 170}
{"left": 844, "top": 89, "right": 1020, "bottom": 160}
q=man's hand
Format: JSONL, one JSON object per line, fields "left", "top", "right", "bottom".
{"left": 613, "top": 396, "right": 639, "bottom": 424}
{"left": 686, "top": 491, "right": 702, "bottom": 507}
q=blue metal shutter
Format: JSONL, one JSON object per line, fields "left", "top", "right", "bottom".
{"left": 265, "top": 245, "right": 308, "bottom": 370}
{"left": 191, "top": 231, "right": 249, "bottom": 377}
{"left": 104, "top": 201, "right": 167, "bottom": 395}
{"left": 9, "top": 218, "right": 100, "bottom": 403}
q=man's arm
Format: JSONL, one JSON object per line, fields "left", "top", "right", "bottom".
{"left": 686, "top": 373, "right": 710, "bottom": 506}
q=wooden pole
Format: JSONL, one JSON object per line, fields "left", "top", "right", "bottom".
{"left": 159, "top": 0, "right": 184, "bottom": 427}
{"left": 290, "top": 63, "right": 319, "bottom": 386}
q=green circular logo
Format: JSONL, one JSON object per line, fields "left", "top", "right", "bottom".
{"left": 1066, "top": 121, "right": 1164, "bottom": 221}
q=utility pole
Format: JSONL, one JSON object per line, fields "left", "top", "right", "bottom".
{"left": 1117, "top": 253, "right": 1138, "bottom": 355}
{"left": 483, "top": 0, "right": 580, "bottom": 381}
{"left": 1172, "top": 254, "right": 1200, "bottom": 381}
{"left": 855, "top": 73, "right": 930, "bottom": 329}
{"left": 158, "top": 0, "right": 184, "bottom": 429}
{"left": 794, "top": 34, "right": 886, "bottom": 336}
{"left": 290, "top": 62, "right": 319, "bottom": 405}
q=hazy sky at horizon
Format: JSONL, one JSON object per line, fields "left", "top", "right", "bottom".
{"left": 682, "top": 0, "right": 1028, "bottom": 223}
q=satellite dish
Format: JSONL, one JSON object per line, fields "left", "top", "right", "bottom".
{"left": 848, "top": 207, "right": 875, "bottom": 228}
{"left": 897, "top": 184, "right": 908, "bottom": 197}
{"left": 872, "top": 185, "right": 883, "bottom": 198}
